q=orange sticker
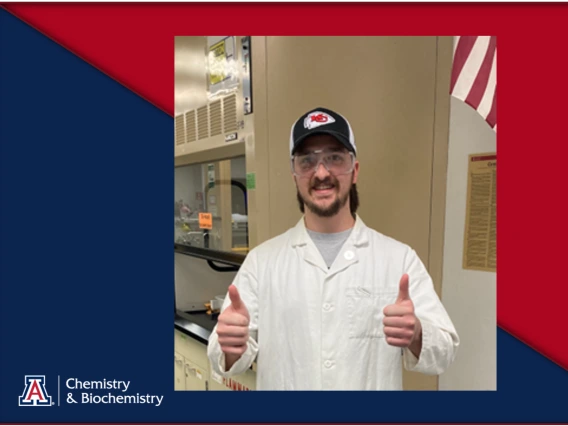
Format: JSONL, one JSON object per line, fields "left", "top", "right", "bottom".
{"left": 198, "top": 212, "right": 213, "bottom": 229}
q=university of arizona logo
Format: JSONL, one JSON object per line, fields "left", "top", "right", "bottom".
{"left": 19, "top": 375, "right": 53, "bottom": 406}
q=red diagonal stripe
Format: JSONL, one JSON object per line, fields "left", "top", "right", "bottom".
{"left": 486, "top": 84, "right": 497, "bottom": 128}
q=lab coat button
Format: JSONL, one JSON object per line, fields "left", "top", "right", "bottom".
{"left": 344, "top": 250, "right": 354, "bottom": 260}
{"left": 324, "top": 360, "right": 332, "bottom": 368}
{"left": 323, "top": 303, "right": 331, "bottom": 311}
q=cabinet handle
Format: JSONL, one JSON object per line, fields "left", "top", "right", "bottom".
{"left": 184, "top": 364, "right": 196, "bottom": 377}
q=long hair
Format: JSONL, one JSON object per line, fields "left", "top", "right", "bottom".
{"left": 297, "top": 183, "right": 359, "bottom": 219}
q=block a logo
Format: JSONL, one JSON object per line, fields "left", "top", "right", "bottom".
{"left": 19, "top": 375, "right": 53, "bottom": 406}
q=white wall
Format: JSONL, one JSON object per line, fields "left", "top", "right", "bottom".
{"left": 438, "top": 97, "right": 497, "bottom": 390}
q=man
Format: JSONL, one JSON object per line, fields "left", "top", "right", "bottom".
{"left": 207, "top": 107, "right": 459, "bottom": 390}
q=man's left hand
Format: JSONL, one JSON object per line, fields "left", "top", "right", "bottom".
{"left": 383, "top": 274, "right": 422, "bottom": 357}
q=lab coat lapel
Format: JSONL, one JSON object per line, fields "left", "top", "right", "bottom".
{"left": 302, "top": 240, "right": 330, "bottom": 273}
{"left": 328, "top": 215, "right": 369, "bottom": 278}
{"left": 290, "top": 215, "right": 370, "bottom": 275}
{"left": 290, "top": 217, "right": 329, "bottom": 273}
{"left": 327, "top": 241, "right": 359, "bottom": 278}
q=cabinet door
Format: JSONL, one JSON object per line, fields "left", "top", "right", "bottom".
{"left": 208, "top": 369, "right": 255, "bottom": 391}
{"left": 174, "top": 352, "right": 186, "bottom": 390}
{"left": 184, "top": 359, "right": 208, "bottom": 390}
{"left": 208, "top": 370, "right": 230, "bottom": 391}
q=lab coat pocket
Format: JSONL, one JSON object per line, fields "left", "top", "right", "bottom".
{"left": 346, "top": 287, "right": 397, "bottom": 339}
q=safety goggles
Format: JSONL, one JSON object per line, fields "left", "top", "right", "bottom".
{"left": 291, "top": 149, "right": 355, "bottom": 177}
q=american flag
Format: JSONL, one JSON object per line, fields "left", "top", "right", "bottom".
{"left": 450, "top": 36, "right": 497, "bottom": 132}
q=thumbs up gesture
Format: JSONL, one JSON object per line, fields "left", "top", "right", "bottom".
{"left": 217, "top": 284, "right": 250, "bottom": 358}
{"left": 383, "top": 274, "right": 422, "bottom": 353}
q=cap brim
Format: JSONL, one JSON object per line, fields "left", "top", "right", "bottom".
{"left": 292, "top": 129, "right": 355, "bottom": 155}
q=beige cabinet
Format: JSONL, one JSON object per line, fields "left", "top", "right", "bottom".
{"left": 208, "top": 364, "right": 256, "bottom": 391}
{"left": 174, "top": 351, "right": 208, "bottom": 391}
{"left": 174, "top": 352, "right": 185, "bottom": 390}
{"left": 174, "top": 331, "right": 210, "bottom": 391}
{"left": 174, "top": 352, "right": 208, "bottom": 390}
{"left": 174, "top": 329, "right": 257, "bottom": 391}
{"left": 183, "top": 358, "right": 208, "bottom": 391}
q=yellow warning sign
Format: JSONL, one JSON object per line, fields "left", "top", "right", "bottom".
{"left": 209, "top": 40, "right": 226, "bottom": 85}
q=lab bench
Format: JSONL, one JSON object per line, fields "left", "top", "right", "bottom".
{"left": 175, "top": 310, "right": 256, "bottom": 391}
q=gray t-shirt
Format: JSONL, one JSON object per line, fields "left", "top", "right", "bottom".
{"left": 306, "top": 227, "right": 354, "bottom": 269}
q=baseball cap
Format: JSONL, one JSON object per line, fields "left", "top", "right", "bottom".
{"left": 289, "top": 107, "right": 357, "bottom": 156}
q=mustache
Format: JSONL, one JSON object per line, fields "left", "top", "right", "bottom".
{"left": 310, "top": 177, "right": 338, "bottom": 188}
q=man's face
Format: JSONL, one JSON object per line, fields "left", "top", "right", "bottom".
{"left": 293, "top": 135, "right": 359, "bottom": 218}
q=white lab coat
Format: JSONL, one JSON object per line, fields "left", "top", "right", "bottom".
{"left": 207, "top": 215, "right": 459, "bottom": 390}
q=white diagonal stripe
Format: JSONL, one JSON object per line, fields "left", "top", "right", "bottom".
{"left": 453, "top": 35, "right": 460, "bottom": 57}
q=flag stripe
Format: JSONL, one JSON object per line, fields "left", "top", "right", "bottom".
{"left": 450, "top": 35, "right": 497, "bottom": 132}
{"left": 465, "top": 35, "right": 497, "bottom": 110}
{"left": 486, "top": 85, "right": 497, "bottom": 128}
{"left": 476, "top": 48, "right": 497, "bottom": 120}
{"left": 450, "top": 36, "right": 477, "bottom": 93}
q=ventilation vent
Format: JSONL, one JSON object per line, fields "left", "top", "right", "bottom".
{"left": 223, "top": 94, "right": 237, "bottom": 133}
{"left": 197, "top": 106, "right": 209, "bottom": 140}
{"left": 180, "top": 94, "right": 240, "bottom": 144}
{"left": 209, "top": 100, "right": 222, "bottom": 137}
{"left": 185, "top": 110, "right": 196, "bottom": 143}
{"left": 175, "top": 115, "right": 185, "bottom": 146}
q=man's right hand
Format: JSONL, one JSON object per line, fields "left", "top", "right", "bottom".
{"left": 217, "top": 284, "right": 250, "bottom": 368}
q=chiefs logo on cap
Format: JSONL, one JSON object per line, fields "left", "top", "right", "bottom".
{"left": 303, "top": 111, "right": 335, "bottom": 130}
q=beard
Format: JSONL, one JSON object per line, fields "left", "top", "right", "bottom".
{"left": 297, "top": 176, "right": 351, "bottom": 218}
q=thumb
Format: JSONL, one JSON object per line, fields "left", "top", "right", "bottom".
{"left": 228, "top": 284, "right": 247, "bottom": 313}
{"left": 396, "top": 274, "right": 410, "bottom": 303}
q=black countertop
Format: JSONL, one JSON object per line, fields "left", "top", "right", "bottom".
{"left": 174, "top": 310, "right": 218, "bottom": 345}
{"left": 174, "top": 309, "right": 257, "bottom": 373}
